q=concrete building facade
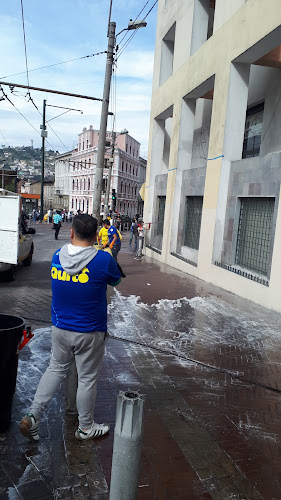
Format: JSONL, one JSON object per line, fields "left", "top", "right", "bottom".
{"left": 144, "top": 0, "right": 281, "bottom": 313}
{"left": 70, "top": 126, "right": 143, "bottom": 217}
{"left": 54, "top": 151, "right": 72, "bottom": 211}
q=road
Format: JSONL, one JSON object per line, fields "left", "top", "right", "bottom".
{"left": 1, "top": 223, "right": 281, "bottom": 499}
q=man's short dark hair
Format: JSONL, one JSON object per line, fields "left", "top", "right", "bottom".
{"left": 72, "top": 214, "right": 98, "bottom": 240}
{"left": 103, "top": 219, "right": 110, "bottom": 226}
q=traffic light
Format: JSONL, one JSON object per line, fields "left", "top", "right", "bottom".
{"left": 112, "top": 189, "right": 116, "bottom": 211}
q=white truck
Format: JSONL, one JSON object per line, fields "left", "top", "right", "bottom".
{"left": 0, "top": 189, "right": 34, "bottom": 281}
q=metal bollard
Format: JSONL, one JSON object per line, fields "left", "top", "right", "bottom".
{"left": 110, "top": 390, "right": 145, "bottom": 500}
{"left": 66, "top": 359, "right": 78, "bottom": 413}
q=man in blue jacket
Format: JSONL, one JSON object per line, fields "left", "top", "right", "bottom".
{"left": 19, "top": 214, "right": 121, "bottom": 442}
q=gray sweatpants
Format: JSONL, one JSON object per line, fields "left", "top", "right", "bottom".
{"left": 30, "top": 326, "right": 106, "bottom": 429}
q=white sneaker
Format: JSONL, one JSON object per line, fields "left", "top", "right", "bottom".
{"left": 75, "top": 422, "right": 110, "bottom": 440}
{"left": 19, "top": 413, "right": 39, "bottom": 442}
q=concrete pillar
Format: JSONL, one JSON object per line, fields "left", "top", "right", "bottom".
{"left": 212, "top": 62, "right": 250, "bottom": 262}
{"left": 190, "top": 0, "right": 209, "bottom": 56}
{"left": 213, "top": 0, "right": 246, "bottom": 33}
{"left": 170, "top": 98, "right": 196, "bottom": 254}
{"left": 144, "top": 118, "right": 165, "bottom": 229}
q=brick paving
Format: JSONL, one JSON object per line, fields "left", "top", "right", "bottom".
{"left": 0, "top": 224, "right": 281, "bottom": 499}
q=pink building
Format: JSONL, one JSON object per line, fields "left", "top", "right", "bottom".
{"left": 70, "top": 125, "right": 142, "bottom": 217}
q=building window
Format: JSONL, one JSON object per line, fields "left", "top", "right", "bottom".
{"left": 126, "top": 164, "right": 128, "bottom": 173}
{"left": 191, "top": 0, "right": 216, "bottom": 56}
{"left": 122, "top": 161, "right": 124, "bottom": 172}
{"left": 76, "top": 179, "right": 78, "bottom": 189}
{"left": 126, "top": 144, "right": 128, "bottom": 153}
{"left": 235, "top": 197, "right": 274, "bottom": 276}
{"left": 72, "top": 179, "right": 75, "bottom": 190}
{"left": 83, "top": 142, "right": 84, "bottom": 150}
{"left": 184, "top": 197, "right": 203, "bottom": 250}
{"left": 88, "top": 178, "right": 90, "bottom": 190}
{"left": 156, "top": 196, "right": 166, "bottom": 236}
{"left": 242, "top": 103, "right": 264, "bottom": 159}
{"left": 84, "top": 178, "right": 86, "bottom": 190}
{"left": 159, "top": 23, "right": 176, "bottom": 86}
{"left": 87, "top": 140, "right": 88, "bottom": 149}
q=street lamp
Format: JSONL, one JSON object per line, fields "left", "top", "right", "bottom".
{"left": 104, "top": 127, "right": 129, "bottom": 216}
{"left": 92, "top": 19, "right": 147, "bottom": 220}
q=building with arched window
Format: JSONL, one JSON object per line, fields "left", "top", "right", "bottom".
{"left": 69, "top": 126, "right": 146, "bottom": 217}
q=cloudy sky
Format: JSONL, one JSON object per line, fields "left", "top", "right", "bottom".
{"left": 0, "top": 0, "right": 158, "bottom": 157}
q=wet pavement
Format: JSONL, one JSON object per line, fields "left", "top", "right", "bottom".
{"left": 1, "top": 224, "right": 281, "bottom": 499}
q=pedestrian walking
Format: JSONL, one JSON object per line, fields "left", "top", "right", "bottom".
{"left": 47, "top": 208, "right": 53, "bottom": 224}
{"left": 53, "top": 211, "right": 62, "bottom": 240}
{"left": 102, "top": 219, "right": 126, "bottom": 278}
{"left": 19, "top": 214, "right": 121, "bottom": 442}
{"left": 132, "top": 218, "right": 139, "bottom": 252}
{"left": 103, "top": 219, "right": 121, "bottom": 262}
{"left": 129, "top": 218, "right": 138, "bottom": 249}
{"left": 98, "top": 221, "right": 109, "bottom": 248}
{"left": 134, "top": 220, "right": 149, "bottom": 260}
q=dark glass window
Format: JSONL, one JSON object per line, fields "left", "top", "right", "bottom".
{"left": 156, "top": 196, "right": 166, "bottom": 236}
{"left": 242, "top": 103, "right": 264, "bottom": 159}
{"left": 184, "top": 196, "right": 203, "bottom": 250}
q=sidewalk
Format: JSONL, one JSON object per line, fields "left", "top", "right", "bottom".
{"left": 1, "top": 231, "right": 281, "bottom": 499}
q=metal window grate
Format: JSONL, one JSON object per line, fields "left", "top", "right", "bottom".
{"left": 184, "top": 196, "right": 203, "bottom": 250}
{"left": 156, "top": 196, "right": 166, "bottom": 236}
{"left": 235, "top": 197, "right": 274, "bottom": 276}
{"left": 242, "top": 103, "right": 264, "bottom": 159}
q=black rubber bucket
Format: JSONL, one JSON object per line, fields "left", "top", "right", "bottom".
{"left": 0, "top": 314, "right": 25, "bottom": 432}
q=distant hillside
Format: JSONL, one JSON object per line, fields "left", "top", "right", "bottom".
{"left": 0, "top": 146, "right": 58, "bottom": 181}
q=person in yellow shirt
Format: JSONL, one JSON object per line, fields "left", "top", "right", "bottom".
{"left": 98, "top": 225, "right": 109, "bottom": 247}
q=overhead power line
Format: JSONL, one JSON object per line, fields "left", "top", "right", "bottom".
{"left": 0, "top": 51, "right": 107, "bottom": 80}
{"left": 20, "top": 0, "right": 30, "bottom": 92}
{"left": 116, "top": 0, "right": 158, "bottom": 61}
{"left": 0, "top": 86, "right": 57, "bottom": 151}
{"left": 118, "top": 0, "right": 152, "bottom": 46}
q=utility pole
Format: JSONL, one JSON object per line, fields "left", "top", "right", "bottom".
{"left": 104, "top": 130, "right": 115, "bottom": 215}
{"left": 92, "top": 21, "right": 116, "bottom": 220}
{"left": 40, "top": 99, "right": 47, "bottom": 221}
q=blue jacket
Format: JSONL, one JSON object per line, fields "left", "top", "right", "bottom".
{"left": 51, "top": 248, "right": 121, "bottom": 332}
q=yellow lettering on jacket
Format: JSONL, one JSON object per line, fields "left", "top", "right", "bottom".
{"left": 51, "top": 267, "right": 58, "bottom": 279}
{"left": 78, "top": 267, "right": 89, "bottom": 283}
{"left": 51, "top": 266, "right": 89, "bottom": 283}
{"left": 58, "top": 270, "right": 67, "bottom": 281}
